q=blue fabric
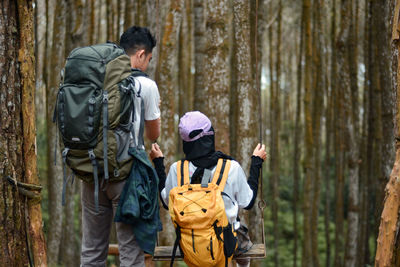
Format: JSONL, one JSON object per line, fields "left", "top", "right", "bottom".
{"left": 114, "top": 147, "right": 162, "bottom": 255}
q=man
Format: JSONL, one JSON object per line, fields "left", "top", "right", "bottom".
{"left": 150, "top": 111, "right": 266, "bottom": 267}
{"left": 81, "top": 26, "right": 160, "bottom": 267}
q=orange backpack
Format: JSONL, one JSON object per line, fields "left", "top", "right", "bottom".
{"left": 168, "top": 158, "right": 237, "bottom": 267}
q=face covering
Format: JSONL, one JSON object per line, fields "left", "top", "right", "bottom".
{"left": 183, "top": 127, "right": 233, "bottom": 183}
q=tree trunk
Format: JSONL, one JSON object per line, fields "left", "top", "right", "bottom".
{"left": 343, "top": 0, "right": 361, "bottom": 266}
{"left": 0, "top": 1, "right": 47, "bottom": 265}
{"left": 374, "top": 0, "right": 400, "bottom": 266}
{"left": 271, "top": 2, "right": 282, "bottom": 266}
{"left": 193, "top": 0, "right": 206, "bottom": 110}
{"left": 375, "top": 0, "right": 395, "bottom": 238}
{"left": 293, "top": 3, "right": 304, "bottom": 267}
{"left": 18, "top": 0, "right": 48, "bottom": 265}
{"left": 46, "top": 0, "right": 66, "bottom": 264}
{"left": 203, "top": 0, "right": 231, "bottom": 152}
{"left": 301, "top": 0, "right": 314, "bottom": 265}
{"left": 155, "top": 0, "right": 183, "bottom": 252}
{"left": 311, "top": 1, "right": 324, "bottom": 266}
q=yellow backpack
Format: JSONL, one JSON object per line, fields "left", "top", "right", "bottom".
{"left": 168, "top": 158, "right": 237, "bottom": 267}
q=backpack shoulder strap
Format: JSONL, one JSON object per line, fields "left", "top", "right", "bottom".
{"left": 211, "top": 158, "right": 231, "bottom": 190}
{"left": 176, "top": 160, "right": 190, "bottom": 186}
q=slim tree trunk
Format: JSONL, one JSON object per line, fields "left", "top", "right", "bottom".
{"left": 293, "top": 3, "right": 304, "bottom": 267}
{"left": 302, "top": 0, "right": 314, "bottom": 265}
{"left": 311, "top": 1, "right": 324, "bottom": 266}
{"left": 344, "top": 0, "right": 361, "bottom": 266}
{"left": 46, "top": 0, "right": 66, "bottom": 264}
{"left": 271, "top": 2, "right": 282, "bottom": 266}
{"left": 19, "top": 0, "right": 48, "bottom": 265}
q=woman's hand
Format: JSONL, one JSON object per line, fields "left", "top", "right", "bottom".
{"left": 253, "top": 143, "right": 267, "bottom": 160}
{"left": 150, "top": 143, "right": 164, "bottom": 160}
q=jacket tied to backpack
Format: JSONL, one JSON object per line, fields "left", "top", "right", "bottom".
{"left": 169, "top": 158, "right": 237, "bottom": 267}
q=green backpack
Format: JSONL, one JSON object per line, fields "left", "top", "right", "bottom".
{"left": 54, "top": 43, "right": 146, "bottom": 210}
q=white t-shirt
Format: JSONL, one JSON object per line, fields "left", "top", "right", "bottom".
{"left": 161, "top": 160, "right": 253, "bottom": 229}
{"left": 131, "top": 75, "right": 160, "bottom": 146}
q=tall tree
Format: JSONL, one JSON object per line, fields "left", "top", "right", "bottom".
{"left": 374, "top": 1, "right": 399, "bottom": 266}
{"left": 46, "top": 0, "right": 66, "bottom": 264}
{"left": 270, "top": 1, "right": 282, "bottom": 266}
{"left": 358, "top": 0, "right": 372, "bottom": 265}
{"left": 301, "top": 0, "right": 314, "bottom": 265}
{"left": 203, "top": 0, "right": 231, "bottom": 151}
{"left": 193, "top": 0, "right": 206, "bottom": 110}
{"left": 311, "top": 1, "right": 324, "bottom": 266}
{"left": 156, "top": 0, "right": 183, "bottom": 255}
{"left": 344, "top": 0, "right": 361, "bottom": 266}
{"left": 0, "top": 0, "right": 46, "bottom": 265}
{"left": 293, "top": 2, "right": 304, "bottom": 267}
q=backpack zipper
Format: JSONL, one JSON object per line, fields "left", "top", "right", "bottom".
{"left": 210, "top": 237, "right": 214, "bottom": 260}
{"left": 192, "top": 229, "right": 196, "bottom": 253}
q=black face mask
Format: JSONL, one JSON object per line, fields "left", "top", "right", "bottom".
{"left": 182, "top": 128, "right": 233, "bottom": 183}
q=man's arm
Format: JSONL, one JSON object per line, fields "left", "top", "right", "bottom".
{"left": 145, "top": 117, "right": 160, "bottom": 142}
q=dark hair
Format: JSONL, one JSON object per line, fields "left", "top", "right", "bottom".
{"left": 119, "top": 26, "right": 156, "bottom": 55}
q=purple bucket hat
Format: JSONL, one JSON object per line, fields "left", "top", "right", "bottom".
{"left": 178, "top": 111, "right": 214, "bottom": 142}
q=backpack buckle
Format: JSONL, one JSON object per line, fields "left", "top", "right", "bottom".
{"left": 88, "top": 149, "right": 96, "bottom": 160}
{"left": 103, "top": 92, "right": 108, "bottom": 103}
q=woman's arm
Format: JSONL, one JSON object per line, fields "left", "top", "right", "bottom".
{"left": 150, "top": 143, "right": 168, "bottom": 209}
{"left": 244, "top": 144, "right": 267, "bottom": 210}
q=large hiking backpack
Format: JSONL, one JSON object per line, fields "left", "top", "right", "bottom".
{"left": 169, "top": 159, "right": 238, "bottom": 267}
{"left": 54, "top": 43, "right": 146, "bottom": 210}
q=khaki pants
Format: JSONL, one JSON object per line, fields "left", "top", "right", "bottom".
{"left": 80, "top": 180, "right": 144, "bottom": 267}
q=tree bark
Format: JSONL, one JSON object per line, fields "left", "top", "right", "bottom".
{"left": 203, "top": 0, "right": 231, "bottom": 152}
{"left": 343, "top": 0, "right": 361, "bottom": 266}
{"left": 155, "top": 0, "right": 183, "bottom": 252}
{"left": 301, "top": 0, "right": 314, "bottom": 265}
{"left": 0, "top": 1, "right": 47, "bottom": 265}
{"left": 193, "top": 0, "right": 206, "bottom": 110}
{"left": 311, "top": 1, "right": 324, "bottom": 266}
{"left": 18, "top": 0, "right": 48, "bottom": 265}
{"left": 293, "top": 3, "right": 304, "bottom": 267}
{"left": 374, "top": 1, "right": 400, "bottom": 266}
{"left": 46, "top": 0, "right": 66, "bottom": 264}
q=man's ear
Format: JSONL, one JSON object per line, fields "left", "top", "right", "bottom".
{"left": 137, "top": 49, "right": 146, "bottom": 59}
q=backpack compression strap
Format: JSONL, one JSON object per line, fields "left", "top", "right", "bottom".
{"left": 176, "top": 160, "right": 190, "bottom": 186}
{"left": 211, "top": 159, "right": 231, "bottom": 190}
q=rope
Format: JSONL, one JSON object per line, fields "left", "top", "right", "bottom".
{"left": 5, "top": 175, "right": 42, "bottom": 202}
{"left": 4, "top": 175, "right": 37, "bottom": 266}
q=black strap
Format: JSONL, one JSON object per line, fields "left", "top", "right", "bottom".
{"left": 180, "top": 160, "right": 185, "bottom": 186}
{"left": 170, "top": 225, "right": 182, "bottom": 267}
{"left": 61, "top": 148, "right": 69, "bottom": 206}
{"left": 88, "top": 149, "right": 99, "bottom": 212}
{"left": 102, "top": 91, "right": 109, "bottom": 180}
{"left": 216, "top": 159, "right": 227, "bottom": 186}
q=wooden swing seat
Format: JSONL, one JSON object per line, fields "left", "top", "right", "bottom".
{"left": 152, "top": 243, "right": 266, "bottom": 261}
{"left": 108, "top": 243, "right": 266, "bottom": 260}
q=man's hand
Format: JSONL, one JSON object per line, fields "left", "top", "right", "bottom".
{"left": 253, "top": 143, "right": 267, "bottom": 160}
{"left": 150, "top": 143, "right": 163, "bottom": 160}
